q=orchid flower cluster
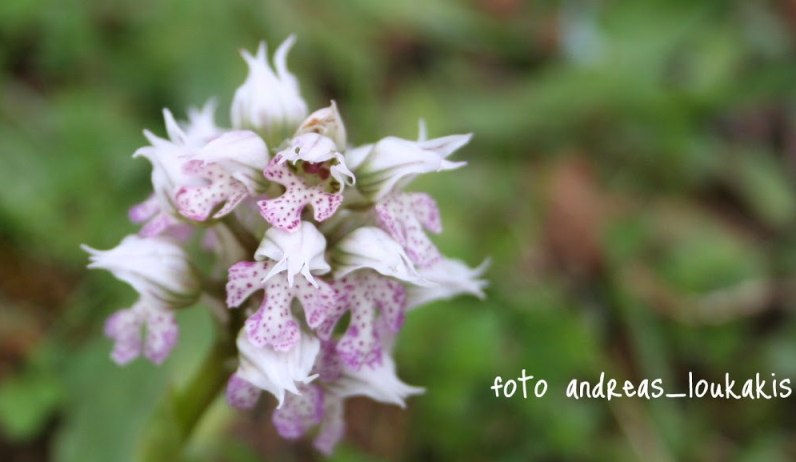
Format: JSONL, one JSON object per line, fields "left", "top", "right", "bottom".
{"left": 82, "top": 36, "right": 487, "bottom": 454}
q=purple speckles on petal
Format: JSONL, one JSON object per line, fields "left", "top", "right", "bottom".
{"left": 295, "top": 276, "right": 337, "bottom": 329}
{"left": 379, "top": 278, "right": 407, "bottom": 332}
{"left": 245, "top": 309, "right": 299, "bottom": 351}
{"left": 375, "top": 192, "right": 442, "bottom": 268}
{"left": 411, "top": 193, "right": 442, "bottom": 234}
{"left": 104, "top": 309, "right": 142, "bottom": 365}
{"left": 257, "top": 155, "right": 343, "bottom": 232}
{"left": 143, "top": 309, "right": 178, "bottom": 364}
{"left": 315, "top": 340, "right": 343, "bottom": 382}
{"left": 226, "top": 373, "right": 260, "bottom": 410}
{"left": 313, "top": 397, "right": 345, "bottom": 455}
{"left": 226, "top": 260, "right": 337, "bottom": 351}
{"left": 226, "top": 260, "right": 272, "bottom": 307}
{"left": 272, "top": 384, "right": 324, "bottom": 440}
{"left": 104, "top": 302, "right": 178, "bottom": 366}
{"left": 327, "top": 272, "right": 408, "bottom": 370}
{"left": 176, "top": 161, "right": 249, "bottom": 221}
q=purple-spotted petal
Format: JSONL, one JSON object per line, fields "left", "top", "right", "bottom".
{"left": 245, "top": 298, "right": 300, "bottom": 351}
{"left": 143, "top": 307, "right": 178, "bottom": 364}
{"left": 294, "top": 276, "right": 336, "bottom": 329}
{"left": 226, "top": 260, "right": 337, "bottom": 351}
{"left": 103, "top": 301, "right": 178, "bottom": 366}
{"left": 375, "top": 193, "right": 442, "bottom": 268}
{"left": 257, "top": 155, "right": 343, "bottom": 232}
{"left": 104, "top": 308, "right": 142, "bottom": 366}
{"left": 332, "top": 272, "right": 407, "bottom": 369}
{"left": 226, "top": 261, "right": 273, "bottom": 308}
{"left": 313, "top": 396, "right": 345, "bottom": 455}
{"left": 175, "top": 160, "right": 249, "bottom": 221}
{"left": 226, "top": 373, "right": 261, "bottom": 410}
{"left": 272, "top": 384, "right": 324, "bottom": 440}
{"left": 315, "top": 340, "right": 343, "bottom": 383}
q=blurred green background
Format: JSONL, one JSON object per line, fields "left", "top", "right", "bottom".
{"left": 3, "top": 0, "right": 796, "bottom": 460}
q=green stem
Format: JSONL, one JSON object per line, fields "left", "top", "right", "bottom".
{"left": 138, "top": 305, "right": 244, "bottom": 461}
{"left": 172, "top": 331, "right": 237, "bottom": 443}
{"left": 222, "top": 215, "right": 260, "bottom": 253}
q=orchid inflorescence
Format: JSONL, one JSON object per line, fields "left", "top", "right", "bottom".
{"left": 82, "top": 36, "right": 487, "bottom": 454}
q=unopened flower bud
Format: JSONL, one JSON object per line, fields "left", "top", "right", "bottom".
{"left": 231, "top": 36, "right": 308, "bottom": 145}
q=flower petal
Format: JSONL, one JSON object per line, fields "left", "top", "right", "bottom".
{"left": 129, "top": 194, "right": 160, "bottom": 224}
{"left": 257, "top": 155, "right": 343, "bottom": 232}
{"left": 375, "top": 193, "right": 442, "bottom": 268}
{"left": 190, "top": 130, "right": 269, "bottom": 193}
{"left": 407, "top": 257, "right": 490, "bottom": 309}
{"left": 226, "top": 261, "right": 337, "bottom": 350}
{"left": 143, "top": 306, "right": 179, "bottom": 364}
{"left": 255, "top": 221, "right": 331, "bottom": 287}
{"left": 313, "top": 395, "right": 345, "bottom": 455}
{"left": 175, "top": 160, "right": 249, "bottom": 221}
{"left": 104, "top": 307, "right": 142, "bottom": 365}
{"left": 83, "top": 235, "right": 199, "bottom": 307}
{"left": 296, "top": 101, "right": 347, "bottom": 150}
{"left": 324, "top": 272, "right": 407, "bottom": 369}
{"left": 226, "top": 373, "right": 261, "bottom": 410}
{"left": 235, "top": 329, "right": 320, "bottom": 407}
{"left": 104, "top": 300, "right": 178, "bottom": 366}
{"left": 332, "top": 227, "right": 430, "bottom": 286}
{"left": 226, "top": 260, "right": 273, "bottom": 308}
{"left": 272, "top": 384, "right": 324, "bottom": 439}
{"left": 331, "top": 351, "right": 423, "bottom": 407}
{"left": 232, "top": 37, "right": 307, "bottom": 141}
{"left": 354, "top": 135, "right": 469, "bottom": 200}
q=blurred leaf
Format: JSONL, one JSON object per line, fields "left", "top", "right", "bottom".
{"left": 0, "top": 366, "right": 61, "bottom": 441}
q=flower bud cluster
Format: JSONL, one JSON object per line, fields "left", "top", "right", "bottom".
{"left": 83, "top": 36, "right": 486, "bottom": 454}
